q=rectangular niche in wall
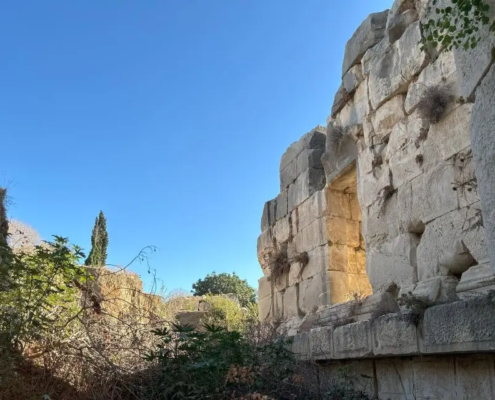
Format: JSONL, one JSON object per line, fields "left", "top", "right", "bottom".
{"left": 325, "top": 162, "right": 372, "bottom": 304}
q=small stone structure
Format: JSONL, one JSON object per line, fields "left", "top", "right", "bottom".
{"left": 257, "top": 0, "right": 495, "bottom": 397}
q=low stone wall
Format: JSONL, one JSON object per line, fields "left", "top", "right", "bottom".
{"left": 314, "top": 353, "right": 495, "bottom": 399}
{"left": 293, "top": 297, "right": 495, "bottom": 399}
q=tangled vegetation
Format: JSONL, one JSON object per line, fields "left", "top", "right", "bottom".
{"left": 416, "top": 85, "right": 453, "bottom": 124}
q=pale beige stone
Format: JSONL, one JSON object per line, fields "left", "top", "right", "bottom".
{"left": 335, "top": 80, "right": 370, "bottom": 128}
{"left": 309, "top": 326, "right": 333, "bottom": 360}
{"left": 299, "top": 274, "right": 326, "bottom": 315}
{"left": 272, "top": 215, "right": 291, "bottom": 244}
{"left": 371, "top": 95, "right": 406, "bottom": 142}
{"left": 258, "top": 276, "right": 272, "bottom": 300}
{"left": 367, "top": 22, "right": 428, "bottom": 109}
{"left": 283, "top": 285, "right": 299, "bottom": 318}
{"left": 295, "top": 190, "right": 326, "bottom": 232}
{"left": 429, "top": 104, "right": 472, "bottom": 161}
{"left": 333, "top": 321, "right": 372, "bottom": 359}
{"left": 405, "top": 50, "right": 460, "bottom": 114}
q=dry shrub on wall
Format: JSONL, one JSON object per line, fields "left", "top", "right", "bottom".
{"left": 327, "top": 124, "right": 344, "bottom": 151}
{"left": 416, "top": 85, "right": 453, "bottom": 124}
{"left": 269, "top": 245, "right": 291, "bottom": 284}
{"left": 269, "top": 246, "right": 309, "bottom": 285}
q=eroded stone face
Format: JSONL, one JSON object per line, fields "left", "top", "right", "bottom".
{"left": 258, "top": 3, "right": 493, "bottom": 341}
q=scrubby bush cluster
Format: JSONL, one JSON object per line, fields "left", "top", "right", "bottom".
{"left": 0, "top": 193, "right": 370, "bottom": 400}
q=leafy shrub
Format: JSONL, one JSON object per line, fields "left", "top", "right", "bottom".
{"left": 192, "top": 272, "right": 257, "bottom": 307}
{"left": 203, "top": 294, "right": 258, "bottom": 332}
{"left": 0, "top": 236, "right": 88, "bottom": 350}
{"left": 422, "top": 0, "right": 494, "bottom": 51}
{"left": 144, "top": 323, "right": 295, "bottom": 400}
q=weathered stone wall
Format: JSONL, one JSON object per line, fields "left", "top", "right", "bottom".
{"left": 292, "top": 297, "right": 495, "bottom": 398}
{"left": 257, "top": 0, "right": 495, "bottom": 334}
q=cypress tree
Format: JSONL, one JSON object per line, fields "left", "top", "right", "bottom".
{"left": 85, "top": 211, "right": 108, "bottom": 266}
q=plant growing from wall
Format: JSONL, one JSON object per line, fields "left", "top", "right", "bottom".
{"left": 416, "top": 85, "right": 453, "bottom": 124}
{"left": 422, "top": 0, "right": 494, "bottom": 51}
{"left": 85, "top": 211, "right": 108, "bottom": 267}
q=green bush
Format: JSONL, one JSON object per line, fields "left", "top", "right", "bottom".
{"left": 192, "top": 272, "right": 257, "bottom": 307}
{"left": 144, "top": 323, "right": 295, "bottom": 399}
{"left": 0, "top": 236, "right": 88, "bottom": 350}
{"left": 203, "top": 294, "right": 258, "bottom": 332}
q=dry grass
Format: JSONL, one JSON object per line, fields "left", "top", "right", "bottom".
{"left": 327, "top": 124, "right": 344, "bottom": 150}
{"left": 416, "top": 85, "right": 453, "bottom": 124}
{"left": 0, "top": 267, "right": 195, "bottom": 400}
{"left": 415, "top": 154, "right": 424, "bottom": 166}
{"left": 269, "top": 246, "right": 291, "bottom": 284}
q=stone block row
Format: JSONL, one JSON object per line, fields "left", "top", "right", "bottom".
{"left": 291, "top": 297, "right": 495, "bottom": 361}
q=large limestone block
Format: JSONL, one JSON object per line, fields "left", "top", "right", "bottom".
{"left": 280, "top": 160, "right": 297, "bottom": 190}
{"left": 428, "top": 104, "right": 472, "bottom": 161}
{"left": 284, "top": 285, "right": 299, "bottom": 318}
{"left": 357, "top": 165, "right": 393, "bottom": 208}
{"left": 330, "top": 85, "right": 347, "bottom": 118}
{"left": 372, "top": 313, "right": 419, "bottom": 355}
{"left": 417, "top": 206, "right": 487, "bottom": 281}
{"left": 386, "top": 9, "right": 419, "bottom": 43}
{"left": 296, "top": 148, "right": 324, "bottom": 176}
{"left": 273, "top": 290, "right": 284, "bottom": 320}
{"left": 301, "top": 244, "right": 328, "bottom": 281}
{"left": 343, "top": 64, "right": 365, "bottom": 95}
{"left": 280, "top": 128, "right": 326, "bottom": 173}
{"left": 367, "top": 22, "right": 428, "bottom": 109}
{"left": 333, "top": 320, "right": 372, "bottom": 359}
{"left": 280, "top": 141, "right": 303, "bottom": 172}
{"left": 454, "top": 23, "right": 495, "bottom": 100}
{"left": 371, "top": 95, "right": 406, "bottom": 142}
{"left": 261, "top": 199, "right": 276, "bottom": 231}
{"left": 294, "top": 190, "right": 326, "bottom": 232}
{"left": 410, "top": 161, "right": 459, "bottom": 224}
{"left": 272, "top": 215, "right": 291, "bottom": 245}
{"left": 291, "top": 332, "right": 310, "bottom": 360}
{"left": 454, "top": 355, "right": 495, "bottom": 400}
{"left": 309, "top": 326, "right": 333, "bottom": 360}
{"left": 405, "top": 50, "right": 460, "bottom": 114}
{"left": 258, "top": 295, "right": 272, "bottom": 321}
{"left": 411, "top": 357, "right": 455, "bottom": 399}
{"left": 376, "top": 359, "right": 415, "bottom": 399}
{"left": 342, "top": 10, "right": 389, "bottom": 76}
{"left": 457, "top": 263, "right": 495, "bottom": 299}
{"left": 288, "top": 168, "right": 326, "bottom": 212}
{"left": 355, "top": 292, "right": 400, "bottom": 321}
{"left": 384, "top": 115, "right": 427, "bottom": 188}
{"left": 294, "top": 217, "right": 327, "bottom": 253}
{"left": 362, "top": 37, "right": 390, "bottom": 77}
{"left": 301, "top": 127, "right": 327, "bottom": 150}
{"left": 315, "top": 301, "right": 355, "bottom": 327}
{"left": 299, "top": 273, "right": 327, "bottom": 315}
{"left": 275, "top": 190, "right": 288, "bottom": 221}
{"left": 257, "top": 228, "right": 274, "bottom": 274}
{"left": 258, "top": 276, "right": 272, "bottom": 300}
{"left": 420, "top": 298, "right": 495, "bottom": 353}
{"left": 367, "top": 234, "right": 420, "bottom": 292}
{"left": 471, "top": 64, "right": 495, "bottom": 273}
{"left": 335, "top": 80, "right": 370, "bottom": 128}
{"left": 326, "top": 187, "right": 352, "bottom": 219}
{"left": 361, "top": 191, "right": 400, "bottom": 248}
{"left": 400, "top": 276, "right": 458, "bottom": 307}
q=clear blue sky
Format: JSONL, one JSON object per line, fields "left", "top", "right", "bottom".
{"left": 0, "top": 0, "right": 391, "bottom": 294}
